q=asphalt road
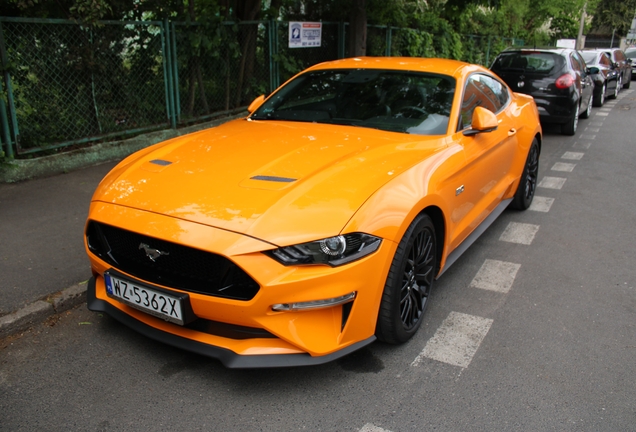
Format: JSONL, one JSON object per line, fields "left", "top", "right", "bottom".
{"left": 1, "top": 90, "right": 636, "bottom": 431}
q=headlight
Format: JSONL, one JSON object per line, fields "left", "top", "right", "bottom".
{"left": 264, "top": 233, "right": 382, "bottom": 267}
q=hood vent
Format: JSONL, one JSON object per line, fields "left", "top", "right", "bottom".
{"left": 250, "top": 175, "right": 296, "bottom": 183}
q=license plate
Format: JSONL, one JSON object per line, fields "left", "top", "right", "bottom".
{"left": 104, "top": 271, "right": 186, "bottom": 325}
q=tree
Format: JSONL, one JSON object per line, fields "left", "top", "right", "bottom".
{"left": 590, "top": 0, "right": 636, "bottom": 36}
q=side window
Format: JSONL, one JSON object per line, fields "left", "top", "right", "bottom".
{"left": 460, "top": 74, "right": 508, "bottom": 129}
{"left": 601, "top": 54, "right": 610, "bottom": 67}
{"left": 574, "top": 52, "right": 586, "bottom": 69}
{"left": 570, "top": 54, "right": 583, "bottom": 72}
{"left": 616, "top": 51, "right": 625, "bottom": 62}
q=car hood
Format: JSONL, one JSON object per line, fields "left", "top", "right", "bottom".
{"left": 93, "top": 119, "right": 447, "bottom": 246}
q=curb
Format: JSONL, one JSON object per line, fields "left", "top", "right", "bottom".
{"left": 0, "top": 281, "right": 88, "bottom": 339}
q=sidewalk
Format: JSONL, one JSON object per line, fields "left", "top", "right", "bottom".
{"left": 0, "top": 161, "right": 117, "bottom": 336}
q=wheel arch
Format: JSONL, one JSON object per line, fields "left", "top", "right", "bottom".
{"left": 421, "top": 205, "right": 445, "bottom": 277}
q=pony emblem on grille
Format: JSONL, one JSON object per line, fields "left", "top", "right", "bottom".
{"left": 139, "top": 243, "right": 169, "bottom": 262}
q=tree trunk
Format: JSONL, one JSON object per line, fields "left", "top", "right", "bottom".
{"left": 348, "top": 0, "right": 367, "bottom": 57}
{"left": 233, "top": 0, "right": 261, "bottom": 107}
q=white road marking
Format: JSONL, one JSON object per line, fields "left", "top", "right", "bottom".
{"left": 471, "top": 259, "right": 521, "bottom": 293}
{"left": 600, "top": 107, "right": 612, "bottom": 111}
{"left": 595, "top": 112, "right": 609, "bottom": 116}
{"left": 579, "top": 134, "right": 596, "bottom": 140}
{"left": 562, "top": 151, "right": 584, "bottom": 160}
{"left": 551, "top": 162, "right": 576, "bottom": 172}
{"left": 572, "top": 141, "right": 591, "bottom": 149}
{"left": 360, "top": 424, "right": 392, "bottom": 432}
{"left": 412, "top": 312, "right": 493, "bottom": 368}
{"left": 499, "top": 222, "right": 540, "bottom": 245}
{"left": 589, "top": 121, "right": 604, "bottom": 127}
{"left": 585, "top": 127, "right": 600, "bottom": 132}
{"left": 529, "top": 196, "right": 554, "bottom": 212}
{"left": 538, "top": 176, "right": 567, "bottom": 189}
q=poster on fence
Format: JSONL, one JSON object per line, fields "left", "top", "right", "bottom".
{"left": 289, "top": 22, "right": 322, "bottom": 48}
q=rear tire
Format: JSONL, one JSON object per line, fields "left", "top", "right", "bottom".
{"left": 510, "top": 139, "right": 539, "bottom": 210}
{"left": 376, "top": 214, "right": 436, "bottom": 344}
{"left": 561, "top": 103, "right": 579, "bottom": 136}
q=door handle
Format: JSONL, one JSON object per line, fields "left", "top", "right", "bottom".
{"left": 508, "top": 128, "right": 517, "bottom": 136}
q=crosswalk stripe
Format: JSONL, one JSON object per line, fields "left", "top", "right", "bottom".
{"left": 471, "top": 259, "right": 520, "bottom": 293}
{"left": 412, "top": 312, "right": 493, "bottom": 368}
{"left": 499, "top": 222, "right": 540, "bottom": 245}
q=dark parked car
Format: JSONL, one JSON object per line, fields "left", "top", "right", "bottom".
{"left": 491, "top": 48, "right": 594, "bottom": 135}
{"left": 601, "top": 48, "right": 632, "bottom": 89}
{"left": 580, "top": 50, "right": 620, "bottom": 106}
{"left": 625, "top": 47, "right": 636, "bottom": 80}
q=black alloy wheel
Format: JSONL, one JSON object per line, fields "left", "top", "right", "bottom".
{"left": 612, "top": 77, "right": 621, "bottom": 98}
{"left": 593, "top": 84, "right": 605, "bottom": 107}
{"left": 376, "top": 214, "right": 437, "bottom": 344}
{"left": 510, "top": 138, "right": 539, "bottom": 210}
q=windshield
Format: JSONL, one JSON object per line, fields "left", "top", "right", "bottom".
{"left": 251, "top": 69, "right": 456, "bottom": 136}
{"left": 581, "top": 51, "right": 598, "bottom": 65}
{"left": 491, "top": 52, "right": 565, "bottom": 75}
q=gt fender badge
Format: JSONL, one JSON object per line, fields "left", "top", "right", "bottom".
{"left": 517, "top": 81, "right": 525, "bottom": 88}
{"left": 139, "top": 243, "right": 169, "bottom": 262}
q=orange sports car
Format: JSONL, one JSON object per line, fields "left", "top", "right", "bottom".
{"left": 85, "top": 57, "right": 541, "bottom": 368}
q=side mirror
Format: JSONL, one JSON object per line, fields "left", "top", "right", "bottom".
{"left": 247, "top": 94, "right": 266, "bottom": 113}
{"left": 588, "top": 66, "right": 600, "bottom": 74}
{"left": 463, "top": 106, "right": 499, "bottom": 136}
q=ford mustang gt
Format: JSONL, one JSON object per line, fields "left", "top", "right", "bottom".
{"left": 85, "top": 57, "right": 542, "bottom": 368}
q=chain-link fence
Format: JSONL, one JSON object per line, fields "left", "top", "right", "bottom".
{"left": 0, "top": 17, "right": 524, "bottom": 158}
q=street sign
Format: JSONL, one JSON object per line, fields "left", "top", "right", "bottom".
{"left": 289, "top": 22, "right": 322, "bottom": 48}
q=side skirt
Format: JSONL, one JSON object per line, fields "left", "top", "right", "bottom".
{"left": 436, "top": 198, "right": 512, "bottom": 278}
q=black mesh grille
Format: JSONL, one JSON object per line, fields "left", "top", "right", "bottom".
{"left": 86, "top": 221, "right": 260, "bottom": 301}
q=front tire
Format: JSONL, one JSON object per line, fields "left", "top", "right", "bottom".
{"left": 376, "top": 214, "right": 437, "bottom": 344}
{"left": 510, "top": 138, "right": 539, "bottom": 210}
{"left": 593, "top": 84, "right": 605, "bottom": 107}
{"left": 580, "top": 96, "right": 592, "bottom": 119}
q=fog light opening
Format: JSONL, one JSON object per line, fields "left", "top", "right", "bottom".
{"left": 272, "top": 292, "right": 356, "bottom": 312}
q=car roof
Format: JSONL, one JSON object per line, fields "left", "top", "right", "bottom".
{"left": 501, "top": 47, "right": 576, "bottom": 55}
{"left": 305, "top": 57, "right": 475, "bottom": 77}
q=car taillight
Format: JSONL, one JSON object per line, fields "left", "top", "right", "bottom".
{"left": 555, "top": 73, "right": 575, "bottom": 89}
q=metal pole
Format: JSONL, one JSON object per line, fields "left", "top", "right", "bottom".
{"left": 0, "top": 80, "right": 11, "bottom": 158}
{"left": 0, "top": 21, "right": 17, "bottom": 157}
{"left": 171, "top": 22, "right": 181, "bottom": 123}
{"left": 576, "top": 2, "right": 587, "bottom": 50}
{"left": 162, "top": 18, "right": 176, "bottom": 129}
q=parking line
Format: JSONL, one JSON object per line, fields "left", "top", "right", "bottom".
{"left": 572, "top": 141, "right": 591, "bottom": 149}
{"left": 499, "top": 222, "right": 540, "bottom": 245}
{"left": 595, "top": 112, "right": 609, "bottom": 116}
{"left": 551, "top": 162, "right": 576, "bottom": 172}
{"left": 471, "top": 259, "right": 521, "bottom": 293}
{"left": 538, "top": 176, "right": 567, "bottom": 189}
{"left": 529, "top": 196, "right": 554, "bottom": 212}
{"left": 412, "top": 312, "right": 493, "bottom": 368}
{"left": 579, "top": 134, "right": 596, "bottom": 140}
{"left": 360, "top": 424, "right": 392, "bottom": 432}
{"left": 562, "top": 151, "right": 584, "bottom": 160}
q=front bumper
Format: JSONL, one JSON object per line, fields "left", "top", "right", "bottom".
{"left": 87, "top": 278, "right": 375, "bottom": 368}
{"left": 85, "top": 201, "right": 394, "bottom": 367}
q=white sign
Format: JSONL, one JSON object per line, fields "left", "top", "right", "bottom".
{"left": 556, "top": 39, "right": 576, "bottom": 49}
{"left": 289, "top": 22, "right": 322, "bottom": 48}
